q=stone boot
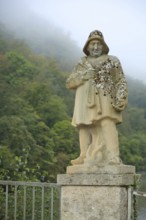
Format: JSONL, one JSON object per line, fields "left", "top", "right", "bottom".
{"left": 71, "top": 156, "right": 85, "bottom": 165}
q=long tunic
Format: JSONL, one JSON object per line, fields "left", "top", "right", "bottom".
{"left": 66, "top": 54, "right": 128, "bottom": 127}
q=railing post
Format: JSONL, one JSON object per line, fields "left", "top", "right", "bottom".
{"left": 14, "top": 185, "right": 18, "bottom": 220}
{"left": 32, "top": 186, "right": 35, "bottom": 220}
{"left": 41, "top": 186, "right": 45, "bottom": 220}
{"left": 128, "top": 186, "right": 132, "bottom": 220}
{"left": 5, "top": 185, "right": 8, "bottom": 220}
{"left": 51, "top": 187, "right": 54, "bottom": 220}
{"left": 23, "top": 185, "right": 27, "bottom": 220}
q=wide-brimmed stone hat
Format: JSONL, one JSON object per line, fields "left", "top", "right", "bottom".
{"left": 83, "top": 30, "right": 109, "bottom": 55}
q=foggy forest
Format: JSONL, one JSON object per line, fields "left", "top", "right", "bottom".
{"left": 0, "top": 0, "right": 146, "bottom": 183}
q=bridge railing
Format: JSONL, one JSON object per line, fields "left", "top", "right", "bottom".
{"left": 0, "top": 180, "right": 60, "bottom": 220}
{"left": 133, "top": 190, "right": 146, "bottom": 197}
{"left": 122, "top": 186, "right": 146, "bottom": 220}
{"left": 1, "top": 180, "right": 145, "bottom": 220}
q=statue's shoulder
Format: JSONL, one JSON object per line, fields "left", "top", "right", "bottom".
{"left": 74, "top": 56, "right": 88, "bottom": 69}
{"left": 108, "top": 55, "right": 120, "bottom": 63}
{"left": 72, "top": 56, "right": 87, "bottom": 71}
{"left": 78, "top": 56, "right": 87, "bottom": 64}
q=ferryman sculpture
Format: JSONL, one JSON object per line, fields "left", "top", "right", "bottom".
{"left": 66, "top": 30, "right": 128, "bottom": 167}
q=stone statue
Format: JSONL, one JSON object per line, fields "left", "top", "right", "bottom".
{"left": 66, "top": 30, "right": 128, "bottom": 167}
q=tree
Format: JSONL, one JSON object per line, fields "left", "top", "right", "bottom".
{"left": 50, "top": 120, "right": 79, "bottom": 177}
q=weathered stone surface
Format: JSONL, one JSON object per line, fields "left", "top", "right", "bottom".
{"left": 60, "top": 186, "right": 128, "bottom": 220}
{"left": 58, "top": 170, "right": 136, "bottom": 220}
{"left": 58, "top": 165, "right": 135, "bottom": 186}
{"left": 66, "top": 30, "right": 128, "bottom": 167}
{"left": 57, "top": 173, "right": 135, "bottom": 186}
{"left": 66, "top": 164, "right": 135, "bottom": 175}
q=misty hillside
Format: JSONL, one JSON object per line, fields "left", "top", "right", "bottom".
{"left": 126, "top": 76, "right": 146, "bottom": 109}
{"left": 0, "top": 0, "right": 82, "bottom": 71}
{"left": 0, "top": 16, "right": 146, "bottom": 182}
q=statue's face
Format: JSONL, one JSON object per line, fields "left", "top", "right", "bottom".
{"left": 87, "top": 40, "right": 103, "bottom": 57}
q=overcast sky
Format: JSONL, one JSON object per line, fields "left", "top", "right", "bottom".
{"left": 1, "top": 0, "right": 146, "bottom": 82}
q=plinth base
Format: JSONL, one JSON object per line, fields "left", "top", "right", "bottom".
{"left": 66, "top": 164, "right": 135, "bottom": 174}
{"left": 57, "top": 165, "right": 136, "bottom": 220}
{"left": 59, "top": 186, "right": 127, "bottom": 220}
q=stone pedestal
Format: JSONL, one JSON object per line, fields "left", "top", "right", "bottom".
{"left": 57, "top": 165, "right": 136, "bottom": 220}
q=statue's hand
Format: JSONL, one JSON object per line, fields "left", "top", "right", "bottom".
{"left": 83, "top": 69, "right": 95, "bottom": 80}
{"left": 112, "top": 100, "right": 126, "bottom": 112}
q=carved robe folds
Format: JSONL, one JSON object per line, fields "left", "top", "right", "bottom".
{"left": 66, "top": 55, "right": 128, "bottom": 127}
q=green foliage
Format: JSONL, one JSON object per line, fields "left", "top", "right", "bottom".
{"left": 118, "top": 107, "right": 146, "bottom": 135}
{"left": 0, "top": 23, "right": 146, "bottom": 184}
{"left": 0, "top": 25, "right": 73, "bottom": 182}
{"left": 0, "top": 146, "right": 16, "bottom": 179}
{"left": 52, "top": 120, "right": 78, "bottom": 154}
{"left": 127, "top": 76, "right": 146, "bottom": 109}
{"left": 50, "top": 120, "right": 79, "bottom": 177}
{"left": 120, "top": 132, "right": 146, "bottom": 171}
{"left": 4, "top": 52, "right": 37, "bottom": 85}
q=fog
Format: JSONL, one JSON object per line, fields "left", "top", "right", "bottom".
{"left": 0, "top": 0, "right": 146, "bottom": 82}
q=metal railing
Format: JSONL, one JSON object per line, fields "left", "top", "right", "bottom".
{"left": 133, "top": 190, "right": 146, "bottom": 197}
{"left": 127, "top": 187, "right": 146, "bottom": 220}
{"left": 132, "top": 190, "right": 146, "bottom": 220}
{"left": 1, "top": 180, "right": 145, "bottom": 220}
{"left": 0, "top": 180, "right": 60, "bottom": 220}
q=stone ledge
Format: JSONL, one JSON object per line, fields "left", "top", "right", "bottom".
{"left": 66, "top": 164, "right": 135, "bottom": 174}
{"left": 57, "top": 173, "right": 136, "bottom": 186}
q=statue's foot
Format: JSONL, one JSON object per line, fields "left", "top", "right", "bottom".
{"left": 71, "top": 156, "right": 85, "bottom": 165}
{"left": 107, "top": 157, "right": 122, "bottom": 165}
